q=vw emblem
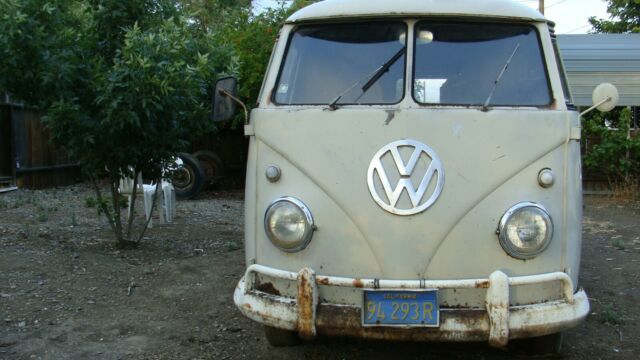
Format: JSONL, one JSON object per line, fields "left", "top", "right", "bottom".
{"left": 367, "top": 140, "right": 444, "bottom": 216}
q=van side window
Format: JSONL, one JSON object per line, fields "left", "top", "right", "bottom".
{"left": 413, "top": 21, "right": 551, "bottom": 107}
{"left": 274, "top": 22, "right": 407, "bottom": 105}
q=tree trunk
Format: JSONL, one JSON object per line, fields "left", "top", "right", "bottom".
{"left": 125, "top": 169, "right": 140, "bottom": 240}
{"left": 90, "top": 177, "right": 120, "bottom": 244}
{"left": 109, "top": 174, "right": 124, "bottom": 245}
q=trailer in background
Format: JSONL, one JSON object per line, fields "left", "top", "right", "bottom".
{"left": 172, "top": 128, "right": 248, "bottom": 199}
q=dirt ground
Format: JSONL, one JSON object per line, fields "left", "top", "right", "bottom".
{"left": 0, "top": 184, "right": 638, "bottom": 360}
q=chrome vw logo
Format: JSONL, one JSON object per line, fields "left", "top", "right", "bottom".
{"left": 367, "top": 140, "right": 444, "bottom": 216}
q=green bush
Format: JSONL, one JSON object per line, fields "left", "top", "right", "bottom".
{"left": 583, "top": 108, "right": 640, "bottom": 181}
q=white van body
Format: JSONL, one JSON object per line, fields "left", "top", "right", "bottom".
{"left": 234, "top": 0, "right": 588, "bottom": 349}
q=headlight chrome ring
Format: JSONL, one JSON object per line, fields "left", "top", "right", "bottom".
{"left": 497, "top": 202, "right": 553, "bottom": 260}
{"left": 264, "top": 197, "right": 315, "bottom": 253}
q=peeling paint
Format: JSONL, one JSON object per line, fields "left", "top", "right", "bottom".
{"left": 486, "top": 271, "right": 509, "bottom": 347}
{"left": 256, "top": 282, "right": 282, "bottom": 296}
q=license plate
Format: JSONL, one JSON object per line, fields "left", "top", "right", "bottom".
{"left": 362, "top": 290, "right": 439, "bottom": 327}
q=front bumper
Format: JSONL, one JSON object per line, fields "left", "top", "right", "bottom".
{"left": 233, "top": 264, "right": 589, "bottom": 347}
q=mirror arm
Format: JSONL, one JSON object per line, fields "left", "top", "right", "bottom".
{"left": 580, "top": 96, "right": 612, "bottom": 117}
{"left": 219, "top": 89, "right": 249, "bottom": 125}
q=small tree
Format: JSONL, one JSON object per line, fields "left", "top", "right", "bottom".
{"left": 0, "top": 0, "right": 234, "bottom": 247}
{"left": 178, "top": 0, "right": 253, "bottom": 32}
{"left": 589, "top": 0, "right": 640, "bottom": 33}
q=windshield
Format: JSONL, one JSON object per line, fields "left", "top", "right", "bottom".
{"left": 274, "top": 22, "right": 407, "bottom": 105}
{"left": 413, "top": 21, "right": 551, "bottom": 106}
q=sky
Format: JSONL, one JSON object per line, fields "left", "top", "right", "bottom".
{"left": 253, "top": 0, "right": 611, "bottom": 34}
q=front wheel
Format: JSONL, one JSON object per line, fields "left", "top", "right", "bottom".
{"left": 263, "top": 326, "right": 300, "bottom": 347}
{"left": 172, "top": 153, "right": 206, "bottom": 199}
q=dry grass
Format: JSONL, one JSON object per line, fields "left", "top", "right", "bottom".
{"left": 611, "top": 178, "right": 640, "bottom": 201}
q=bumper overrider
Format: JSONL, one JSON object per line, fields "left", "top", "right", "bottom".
{"left": 233, "top": 264, "right": 589, "bottom": 347}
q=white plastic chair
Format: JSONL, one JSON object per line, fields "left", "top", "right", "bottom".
{"left": 146, "top": 180, "right": 176, "bottom": 225}
{"left": 119, "top": 172, "right": 147, "bottom": 221}
{"left": 119, "top": 172, "right": 175, "bottom": 227}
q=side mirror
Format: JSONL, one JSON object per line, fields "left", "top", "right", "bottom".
{"left": 580, "top": 83, "right": 619, "bottom": 117}
{"left": 212, "top": 76, "right": 238, "bottom": 122}
{"left": 592, "top": 83, "right": 619, "bottom": 112}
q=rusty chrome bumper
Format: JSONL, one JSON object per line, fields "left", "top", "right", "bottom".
{"left": 233, "top": 264, "right": 589, "bottom": 347}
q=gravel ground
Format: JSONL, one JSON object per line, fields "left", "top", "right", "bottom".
{"left": 0, "top": 184, "right": 638, "bottom": 359}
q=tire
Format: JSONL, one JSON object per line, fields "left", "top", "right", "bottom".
{"left": 513, "top": 332, "right": 563, "bottom": 355}
{"left": 263, "top": 326, "right": 300, "bottom": 347}
{"left": 172, "top": 152, "right": 206, "bottom": 199}
{"left": 193, "top": 150, "right": 225, "bottom": 187}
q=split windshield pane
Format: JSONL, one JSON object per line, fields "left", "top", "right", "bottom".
{"left": 413, "top": 21, "right": 551, "bottom": 106}
{"left": 274, "top": 22, "right": 407, "bottom": 105}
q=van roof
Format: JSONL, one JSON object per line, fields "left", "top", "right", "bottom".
{"left": 286, "top": 0, "right": 545, "bottom": 23}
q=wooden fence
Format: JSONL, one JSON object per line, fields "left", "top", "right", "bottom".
{"left": 0, "top": 106, "right": 12, "bottom": 178}
{"left": 0, "top": 104, "right": 81, "bottom": 189}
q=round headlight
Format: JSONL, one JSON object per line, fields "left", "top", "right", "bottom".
{"left": 265, "top": 197, "right": 315, "bottom": 252}
{"left": 497, "top": 202, "right": 553, "bottom": 259}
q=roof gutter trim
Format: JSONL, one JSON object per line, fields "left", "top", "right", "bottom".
{"left": 285, "top": 13, "right": 546, "bottom": 25}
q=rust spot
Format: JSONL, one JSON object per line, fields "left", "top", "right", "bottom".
{"left": 243, "top": 292, "right": 297, "bottom": 329}
{"left": 256, "top": 282, "right": 281, "bottom": 296}
{"left": 243, "top": 303, "right": 252, "bottom": 310}
{"left": 317, "top": 277, "right": 330, "bottom": 286}
{"left": 298, "top": 275, "right": 308, "bottom": 290}
{"left": 316, "top": 304, "right": 489, "bottom": 342}
{"left": 475, "top": 280, "right": 490, "bottom": 289}
{"left": 352, "top": 279, "right": 364, "bottom": 288}
{"left": 297, "top": 269, "right": 316, "bottom": 339}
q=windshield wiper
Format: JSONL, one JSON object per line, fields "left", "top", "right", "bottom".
{"left": 361, "top": 47, "right": 406, "bottom": 94}
{"left": 482, "top": 43, "right": 520, "bottom": 112}
{"left": 328, "top": 46, "right": 406, "bottom": 110}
